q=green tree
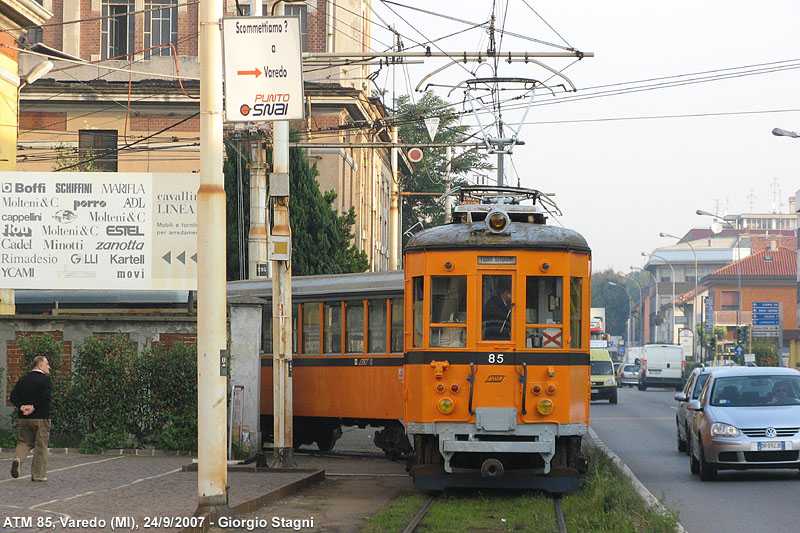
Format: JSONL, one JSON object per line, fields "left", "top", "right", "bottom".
{"left": 395, "top": 92, "right": 491, "bottom": 241}
{"left": 224, "top": 135, "right": 368, "bottom": 278}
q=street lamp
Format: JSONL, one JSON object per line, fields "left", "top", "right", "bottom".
{"left": 697, "top": 209, "right": 743, "bottom": 331}
{"left": 772, "top": 127, "right": 800, "bottom": 138}
{"left": 642, "top": 252, "right": 676, "bottom": 344}
{"left": 631, "top": 265, "right": 659, "bottom": 344}
{"left": 608, "top": 282, "right": 632, "bottom": 348}
{"left": 660, "top": 232, "right": 699, "bottom": 358}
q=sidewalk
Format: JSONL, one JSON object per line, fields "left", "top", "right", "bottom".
{"left": 0, "top": 449, "right": 322, "bottom": 533}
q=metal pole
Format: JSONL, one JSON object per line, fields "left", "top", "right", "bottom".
{"left": 649, "top": 254, "right": 676, "bottom": 344}
{"left": 248, "top": 136, "right": 269, "bottom": 279}
{"left": 628, "top": 276, "right": 644, "bottom": 345}
{"left": 269, "top": 1, "right": 296, "bottom": 468}
{"left": 444, "top": 145, "right": 452, "bottom": 223}
{"left": 389, "top": 126, "right": 399, "bottom": 270}
{"left": 195, "top": 0, "right": 232, "bottom": 519}
{"left": 660, "top": 233, "right": 699, "bottom": 357}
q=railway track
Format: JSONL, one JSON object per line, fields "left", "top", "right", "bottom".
{"left": 402, "top": 497, "right": 435, "bottom": 533}
{"left": 402, "top": 495, "right": 568, "bottom": 532}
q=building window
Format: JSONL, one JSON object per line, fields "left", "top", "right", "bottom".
{"left": 720, "top": 290, "right": 740, "bottom": 311}
{"left": 78, "top": 130, "right": 118, "bottom": 171}
{"left": 25, "top": 27, "right": 43, "bottom": 46}
{"left": 285, "top": 4, "right": 308, "bottom": 52}
{"left": 145, "top": 0, "right": 178, "bottom": 57}
{"left": 102, "top": 0, "right": 135, "bottom": 59}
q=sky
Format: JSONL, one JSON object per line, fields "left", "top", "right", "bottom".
{"left": 368, "top": 0, "right": 800, "bottom": 272}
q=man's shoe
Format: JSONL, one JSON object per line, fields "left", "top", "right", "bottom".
{"left": 10, "top": 459, "right": 19, "bottom": 479}
{"left": 31, "top": 477, "right": 47, "bottom": 482}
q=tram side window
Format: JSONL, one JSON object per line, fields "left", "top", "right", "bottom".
{"left": 413, "top": 277, "right": 423, "bottom": 348}
{"left": 324, "top": 302, "right": 342, "bottom": 354}
{"left": 346, "top": 300, "right": 364, "bottom": 353}
{"left": 391, "top": 298, "right": 403, "bottom": 353}
{"left": 430, "top": 276, "right": 467, "bottom": 347}
{"left": 482, "top": 275, "right": 513, "bottom": 341}
{"left": 302, "top": 303, "right": 321, "bottom": 354}
{"left": 570, "top": 277, "right": 583, "bottom": 349}
{"left": 525, "top": 276, "right": 563, "bottom": 348}
{"left": 368, "top": 299, "right": 386, "bottom": 353}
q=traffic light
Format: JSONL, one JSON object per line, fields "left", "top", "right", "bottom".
{"left": 736, "top": 327, "right": 743, "bottom": 344}
{"left": 709, "top": 337, "right": 716, "bottom": 349}
{"left": 743, "top": 326, "right": 750, "bottom": 343}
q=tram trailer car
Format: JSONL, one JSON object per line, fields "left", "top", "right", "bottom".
{"left": 227, "top": 271, "right": 410, "bottom": 456}
{"left": 402, "top": 188, "right": 591, "bottom": 491}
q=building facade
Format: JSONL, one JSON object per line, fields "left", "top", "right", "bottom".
{"left": 16, "top": 0, "right": 406, "bottom": 271}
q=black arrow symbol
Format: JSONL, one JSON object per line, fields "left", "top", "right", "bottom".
{"left": 162, "top": 251, "right": 171, "bottom": 264}
{"left": 177, "top": 251, "right": 186, "bottom": 265}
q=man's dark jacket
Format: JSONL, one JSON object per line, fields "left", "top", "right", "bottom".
{"left": 10, "top": 371, "right": 52, "bottom": 419}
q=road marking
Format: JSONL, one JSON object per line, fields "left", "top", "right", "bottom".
{"left": 592, "top": 417, "right": 672, "bottom": 420}
{"left": 0, "top": 455, "right": 125, "bottom": 484}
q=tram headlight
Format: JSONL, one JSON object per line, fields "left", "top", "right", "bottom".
{"left": 486, "top": 210, "right": 511, "bottom": 234}
{"left": 537, "top": 399, "right": 554, "bottom": 415}
{"left": 438, "top": 397, "right": 455, "bottom": 414}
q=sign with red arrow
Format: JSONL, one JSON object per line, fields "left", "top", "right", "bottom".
{"left": 222, "top": 17, "right": 304, "bottom": 122}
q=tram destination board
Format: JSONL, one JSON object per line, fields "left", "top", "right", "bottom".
{"left": 0, "top": 172, "right": 198, "bottom": 290}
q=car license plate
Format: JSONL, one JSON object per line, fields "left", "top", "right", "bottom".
{"left": 591, "top": 388, "right": 599, "bottom": 394}
{"left": 649, "top": 369, "right": 661, "bottom": 373}
{"left": 758, "top": 441, "right": 785, "bottom": 451}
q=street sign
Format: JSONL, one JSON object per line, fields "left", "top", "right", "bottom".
{"left": 704, "top": 296, "right": 714, "bottom": 333}
{"left": 733, "top": 344, "right": 744, "bottom": 357}
{"left": 752, "top": 301, "right": 781, "bottom": 325}
{"left": 752, "top": 302, "right": 780, "bottom": 309}
{"left": 752, "top": 325, "right": 780, "bottom": 332}
{"left": 222, "top": 17, "right": 304, "bottom": 122}
{"left": 407, "top": 147, "right": 424, "bottom": 162}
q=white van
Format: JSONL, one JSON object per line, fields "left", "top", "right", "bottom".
{"left": 638, "top": 344, "right": 685, "bottom": 391}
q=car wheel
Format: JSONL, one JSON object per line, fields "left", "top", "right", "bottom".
{"left": 610, "top": 390, "right": 618, "bottom": 404}
{"left": 689, "top": 438, "right": 700, "bottom": 475}
{"left": 699, "top": 440, "right": 717, "bottom": 481}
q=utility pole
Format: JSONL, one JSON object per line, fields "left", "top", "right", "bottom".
{"left": 195, "top": 0, "right": 232, "bottom": 520}
{"left": 389, "top": 126, "right": 399, "bottom": 270}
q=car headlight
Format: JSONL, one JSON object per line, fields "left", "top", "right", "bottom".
{"left": 605, "top": 378, "right": 616, "bottom": 386}
{"left": 710, "top": 423, "right": 740, "bottom": 437}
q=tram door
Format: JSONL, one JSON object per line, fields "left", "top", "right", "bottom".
{"left": 476, "top": 272, "right": 517, "bottom": 410}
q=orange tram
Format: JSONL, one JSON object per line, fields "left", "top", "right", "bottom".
{"left": 227, "top": 186, "right": 592, "bottom": 492}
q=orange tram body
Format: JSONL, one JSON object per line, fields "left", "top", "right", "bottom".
{"left": 227, "top": 186, "right": 592, "bottom": 492}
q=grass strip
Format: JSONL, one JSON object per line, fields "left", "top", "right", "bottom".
{"left": 362, "top": 447, "right": 679, "bottom": 532}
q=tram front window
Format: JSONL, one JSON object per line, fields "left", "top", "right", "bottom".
{"left": 482, "top": 275, "right": 513, "bottom": 341}
{"left": 525, "top": 276, "right": 563, "bottom": 348}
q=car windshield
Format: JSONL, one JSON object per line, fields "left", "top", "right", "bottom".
{"left": 591, "top": 360, "right": 613, "bottom": 375}
{"left": 710, "top": 375, "right": 800, "bottom": 407}
{"left": 622, "top": 365, "right": 638, "bottom": 373}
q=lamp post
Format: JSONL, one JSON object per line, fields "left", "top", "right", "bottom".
{"left": 642, "top": 252, "right": 676, "bottom": 344}
{"left": 631, "top": 266, "right": 658, "bottom": 344}
{"left": 697, "top": 209, "right": 743, "bottom": 331}
{"left": 772, "top": 127, "right": 800, "bottom": 138}
{"left": 627, "top": 274, "right": 644, "bottom": 345}
{"left": 608, "top": 282, "right": 632, "bottom": 348}
{"left": 660, "top": 232, "right": 698, "bottom": 358}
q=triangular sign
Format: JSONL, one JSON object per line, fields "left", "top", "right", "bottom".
{"left": 424, "top": 117, "right": 440, "bottom": 141}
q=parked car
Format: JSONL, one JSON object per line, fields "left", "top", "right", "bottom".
{"left": 590, "top": 348, "right": 618, "bottom": 404}
{"left": 673, "top": 366, "right": 716, "bottom": 453}
{"left": 638, "top": 344, "right": 685, "bottom": 391}
{"left": 687, "top": 367, "right": 800, "bottom": 481}
{"left": 618, "top": 363, "right": 640, "bottom": 387}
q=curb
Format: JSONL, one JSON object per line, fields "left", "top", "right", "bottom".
{"left": 179, "top": 468, "right": 325, "bottom": 533}
{"left": 587, "top": 427, "right": 687, "bottom": 533}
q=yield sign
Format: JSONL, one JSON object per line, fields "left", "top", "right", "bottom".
{"left": 424, "top": 117, "right": 440, "bottom": 141}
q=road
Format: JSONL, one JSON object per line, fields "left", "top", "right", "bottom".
{"left": 590, "top": 386, "right": 800, "bottom": 533}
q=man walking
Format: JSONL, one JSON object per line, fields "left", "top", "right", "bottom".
{"left": 9, "top": 356, "right": 52, "bottom": 481}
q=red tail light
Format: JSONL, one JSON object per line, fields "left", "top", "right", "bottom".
{"left": 681, "top": 360, "right": 686, "bottom": 378}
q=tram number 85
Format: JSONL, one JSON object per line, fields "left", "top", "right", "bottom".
{"left": 488, "top": 353, "right": 504, "bottom": 364}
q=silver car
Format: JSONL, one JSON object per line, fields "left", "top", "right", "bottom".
{"left": 673, "top": 366, "right": 716, "bottom": 454}
{"left": 618, "top": 363, "right": 640, "bottom": 387}
{"left": 687, "top": 367, "right": 800, "bottom": 481}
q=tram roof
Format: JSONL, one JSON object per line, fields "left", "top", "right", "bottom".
{"left": 404, "top": 222, "right": 591, "bottom": 254}
{"left": 227, "top": 270, "right": 404, "bottom": 301}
